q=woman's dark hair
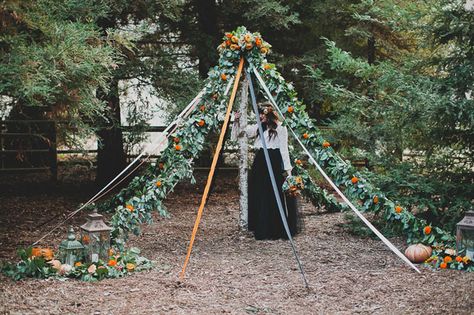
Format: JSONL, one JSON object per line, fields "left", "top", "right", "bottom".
{"left": 258, "top": 102, "right": 279, "bottom": 140}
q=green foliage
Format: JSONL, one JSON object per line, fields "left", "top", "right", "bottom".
{"left": 1, "top": 246, "right": 152, "bottom": 281}
{"left": 305, "top": 0, "right": 472, "bottom": 240}
{"left": 425, "top": 249, "right": 474, "bottom": 272}
{"left": 1, "top": 248, "right": 57, "bottom": 280}
{"left": 0, "top": 0, "right": 118, "bottom": 144}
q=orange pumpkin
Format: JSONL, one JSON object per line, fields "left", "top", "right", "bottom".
{"left": 404, "top": 244, "right": 432, "bottom": 263}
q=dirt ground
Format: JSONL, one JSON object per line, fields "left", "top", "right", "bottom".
{"left": 0, "top": 167, "right": 473, "bottom": 314}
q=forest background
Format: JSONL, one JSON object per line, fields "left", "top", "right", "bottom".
{"left": 0, "top": 0, "right": 472, "bottom": 237}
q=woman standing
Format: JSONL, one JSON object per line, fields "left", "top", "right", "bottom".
{"left": 234, "top": 103, "right": 300, "bottom": 240}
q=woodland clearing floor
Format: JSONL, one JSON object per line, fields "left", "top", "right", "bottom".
{"left": 0, "top": 167, "right": 473, "bottom": 315}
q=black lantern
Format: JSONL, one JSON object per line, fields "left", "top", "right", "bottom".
{"left": 80, "top": 209, "right": 112, "bottom": 263}
{"left": 456, "top": 211, "right": 474, "bottom": 260}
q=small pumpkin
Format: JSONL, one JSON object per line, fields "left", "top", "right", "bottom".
{"left": 404, "top": 244, "right": 432, "bottom": 263}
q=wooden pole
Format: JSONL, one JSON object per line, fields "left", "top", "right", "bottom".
{"left": 179, "top": 58, "right": 244, "bottom": 280}
{"left": 238, "top": 75, "right": 249, "bottom": 229}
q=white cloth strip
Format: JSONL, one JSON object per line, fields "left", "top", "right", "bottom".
{"left": 78, "top": 88, "right": 206, "bottom": 212}
{"left": 32, "top": 76, "right": 236, "bottom": 246}
{"left": 32, "top": 87, "right": 206, "bottom": 246}
{"left": 252, "top": 66, "right": 420, "bottom": 274}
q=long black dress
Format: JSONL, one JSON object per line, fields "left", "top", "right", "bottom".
{"left": 248, "top": 149, "right": 299, "bottom": 240}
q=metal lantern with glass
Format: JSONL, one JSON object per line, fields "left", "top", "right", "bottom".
{"left": 80, "top": 209, "right": 112, "bottom": 263}
{"left": 59, "top": 227, "right": 84, "bottom": 266}
{"left": 456, "top": 211, "right": 474, "bottom": 260}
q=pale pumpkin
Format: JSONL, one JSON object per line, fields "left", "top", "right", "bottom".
{"left": 404, "top": 244, "right": 432, "bottom": 263}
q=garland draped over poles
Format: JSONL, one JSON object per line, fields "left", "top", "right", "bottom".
{"left": 105, "top": 26, "right": 455, "bottom": 259}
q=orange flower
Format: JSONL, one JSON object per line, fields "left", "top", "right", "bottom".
{"left": 322, "top": 141, "right": 330, "bottom": 148}
{"left": 462, "top": 256, "right": 470, "bottom": 263}
{"left": 41, "top": 248, "right": 54, "bottom": 260}
{"left": 198, "top": 120, "right": 205, "bottom": 127}
{"left": 424, "top": 226, "right": 431, "bottom": 235}
{"left": 82, "top": 235, "right": 90, "bottom": 244}
{"left": 395, "top": 205, "right": 403, "bottom": 214}
{"left": 255, "top": 37, "right": 262, "bottom": 47}
{"left": 175, "top": 144, "right": 181, "bottom": 151}
{"left": 351, "top": 176, "right": 359, "bottom": 184}
{"left": 230, "top": 44, "right": 240, "bottom": 50}
{"left": 303, "top": 133, "right": 309, "bottom": 139}
{"left": 74, "top": 261, "right": 82, "bottom": 267}
{"left": 440, "top": 262, "right": 447, "bottom": 269}
{"left": 156, "top": 181, "right": 162, "bottom": 187}
{"left": 126, "top": 263, "right": 135, "bottom": 272}
{"left": 260, "top": 47, "right": 268, "bottom": 54}
{"left": 126, "top": 204, "right": 134, "bottom": 212}
{"left": 108, "top": 259, "right": 117, "bottom": 267}
{"left": 455, "top": 256, "right": 463, "bottom": 262}
{"left": 444, "top": 256, "right": 452, "bottom": 263}
{"left": 31, "top": 247, "right": 41, "bottom": 258}
{"left": 373, "top": 196, "right": 379, "bottom": 204}
{"left": 200, "top": 105, "right": 206, "bottom": 112}
{"left": 295, "top": 159, "right": 302, "bottom": 165}
{"left": 225, "top": 32, "right": 232, "bottom": 39}
{"left": 173, "top": 137, "right": 180, "bottom": 143}
{"left": 287, "top": 106, "right": 294, "bottom": 113}
{"left": 264, "top": 64, "right": 271, "bottom": 70}
{"left": 108, "top": 249, "right": 115, "bottom": 257}
{"left": 231, "top": 35, "right": 239, "bottom": 43}
{"left": 244, "top": 34, "right": 252, "bottom": 42}
{"left": 221, "top": 73, "right": 227, "bottom": 81}
{"left": 245, "top": 43, "right": 253, "bottom": 50}
{"left": 225, "top": 40, "right": 231, "bottom": 46}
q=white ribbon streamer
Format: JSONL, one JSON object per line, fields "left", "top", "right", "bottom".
{"left": 32, "top": 77, "right": 236, "bottom": 246}
{"left": 252, "top": 66, "right": 420, "bottom": 274}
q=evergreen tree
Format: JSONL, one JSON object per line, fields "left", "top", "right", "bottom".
{"left": 308, "top": 0, "right": 473, "bottom": 232}
{"left": 0, "top": 0, "right": 117, "bottom": 144}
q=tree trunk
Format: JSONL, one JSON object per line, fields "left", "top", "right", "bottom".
{"left": 195, "top": 0, "right": 219, "bottom": 78}
{"left": 238, "top": 76, "right": 249, "bottom": 229}
{"left": 368, "top": 35, "right": 376, "bottom": 65}
{"left": 95, "top": 17, "right": 126, "bottom": 187}
{"left": 96, "top": 78, "right": 127, "bottom": 186}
